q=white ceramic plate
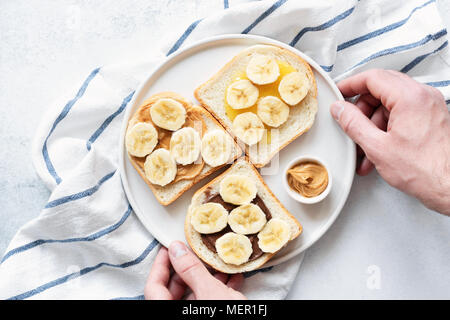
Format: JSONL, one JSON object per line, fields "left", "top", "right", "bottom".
{"left": 119, "top": 34, "right": 355, "bottom": 267}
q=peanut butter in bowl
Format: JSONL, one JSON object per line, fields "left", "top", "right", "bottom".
{"left": 284, "top": 156, "right": 332, "bottom": 204}
{"left": 287, "top": 162, "right": 328, "bottom": 198}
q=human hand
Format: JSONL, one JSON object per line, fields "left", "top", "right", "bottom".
{"left": 145, "top": 241, "right": 246, "bottom": 300}
{"left": 330, "top": 69, "right": 450, "bottom": 215}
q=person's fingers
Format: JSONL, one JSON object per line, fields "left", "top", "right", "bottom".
{"left": 227, "top": 274, "right": 244, "bottom": 291}
{"left": 356, "top": 144, "right": 365, "bottom": 157}
{"left": 355, "top": 97, "right": 373, "bottom": 118}
{"left": 360, "top": 93, "right": 381, "bottom": 107}
{"left": 145, "top": 247, "right": 172, "bottom": 300}
{"left": 355, "top": 94, "right": 380, "bottom": 118}
{"left": 214, "top": 272, "right": 229, "bottom": 284}
{"left": 371, "top": 106, "right": 388, "bottom": 131}
{"left": 338, "top": 69, "right": 413, "bottom": 111}
{"left": 356, "top": 106, "right": 389, "bottom": 175}
{"left": 330, "top": 100, "right": 386, "bottom": 159}
{"left": 167, "top": 273, "right": 187, "bottom": 300}
{"left": 357, "top": 156, "right": 375, "bottom": 176}
{"left": 338, "top": 69, "right": 400, "bottom": 98}
{"left": 146, "top": 248, "right": 170, "bottom": 287}
{"left": 168, "top": 241, "right": 216, "bottom": 294}
{"left": 356, "top": 144, "right": 364, "bottom": 174}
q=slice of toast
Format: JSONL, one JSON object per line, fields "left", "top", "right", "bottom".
{"left": 195, "top": 44, "right": 318, "bottom": 168}
{"left": 127, "top": 92, "right": 242, "bottom": 205}
{"left": 185, "top": 157, "right": 302, "bottom": 273}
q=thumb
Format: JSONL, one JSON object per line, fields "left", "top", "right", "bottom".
{"left": 168, "top": 241, "right": 216, "bottom": 293}
{"left": 330, "top": 100, "right": 385, "bottom": 157}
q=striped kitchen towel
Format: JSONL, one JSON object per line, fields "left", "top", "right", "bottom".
{"left": 0, "top": 0, "right": 449, "bottom": 300}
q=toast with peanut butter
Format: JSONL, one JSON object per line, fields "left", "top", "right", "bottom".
{"left": 194, "top": 44, "right": 318, "bottom": 168}
{"left": 185, "top": 157, "right": 302, "bottom": 274}
{"left": 125, "top": 92, "right": 242, "bottom": 205}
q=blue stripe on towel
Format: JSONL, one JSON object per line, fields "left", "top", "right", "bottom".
{"left": 349, "top": 29, "right": 447, "bottom": 71}
{"left": 244, "top": 266, "right": 273, "bottom": 278}
{"left": 42, "top": 67, "right": 101, "bottom": 185}
{"left": 337, "top": 0, "right": 436, "bottom": 51}
{"left": 320, "top": 65, "right": 334, "bottom": 72}
{"left": 426, "top": 80, "right": 450, "bottom": 87}
{"left": 1, "top": 205, "right": 132, "bottom": 264}
{"left": 289, "top": 6, "right": 355, "bottom": 47}
{"left": 400, "top": 40, "right": 448, "bottom": 73}
{"left": 242, "top": 0, "right": 288, "bottom": 34}
{"left": 87, "top": 91, "right": 135, "bottom": 150}
{"left": 167, "top": 19, "right": 202, "bottom": 55}
{"left": 224, "top": 0, "right": 229, "bottom": 9}
{"left": 8, "top": 238, "right": 159, "bottom": 300}
{"left": 44, "top": 171, "right": 115, "bottom": 209}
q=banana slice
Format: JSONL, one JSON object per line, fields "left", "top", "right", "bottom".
{"left": 257, "top": 218, "right": 291, "bottom": 253}
{"left": 278, "top": 72, "right": 311, "bottom": 106}
{"left": 246, "top": 54, "right": 280, "bottom": 85}
{"left": 170, "top": 127, "right": 201, "bottom": 165}
{"left": 201, "top": 130, "right": 233, "bottom": 167}
{"left": 144, "top": 148, "right": 177, "bottom": 186}
{"left": 125, "top": 122, "right": 158, "bottom": 157}
{"left": 216, "top": 232, "right": 253, "bottom": 265}
{"left": 219, "top": 174, "right": 257, "bottom": 205}
{"left": 232, "top": 112, "right": 264, "bottom": 145}
{"left": 150, "top": 98, "right": 186, "bottom": 131}
{"left": 228, "top": 204, "right": 267, "bottom": 235}
{"left": 256, "top": 96, "right": 290, "bottom": 127}
{"left": 191, "top": 203, "right": 228, "bottom": 234}
{"left": 226, "top": 79, "right": 259, "bottom": 109}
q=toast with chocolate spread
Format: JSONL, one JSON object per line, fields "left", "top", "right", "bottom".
{"left": 185, "top": 157, "right": 302, "bottom": 273}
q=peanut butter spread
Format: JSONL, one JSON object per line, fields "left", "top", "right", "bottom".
{"left": 129, "top": 97, "right": 207, "bottom": 184}
{"left": 287, "top": 161, "right": 328, "bottom": 198}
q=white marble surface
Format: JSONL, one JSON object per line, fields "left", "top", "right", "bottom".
{"left": 0, "top": 0, "right": 449, "bottom": 299}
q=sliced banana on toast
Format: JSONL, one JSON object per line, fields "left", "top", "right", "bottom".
{"left": 126, "top": 92, "right": 242, "bottom": 206}
{"left": 246, "top": 54, "right": 280, "bottom": 85}
{"left": 228, "top": 204, "right": 267, "bottom": 235}
{"left": 125, "top": 122, "right": 158, "bottom": 157}
{"left": 278, "top": 71, "right": 311, "bottom": 106}
{"left": 219, "top": 174, "right": 257, "bottom": 205}
{"left": 216, "top": 232, "right": 253, "bottom": 265}
{"left": 185, "top": 158, "right": 302, "bottom": 274}
{"left": 226, "top": 79, "right": 259, "bottom": 109}
{"left": 150, "top": 98, "right": 186, "bottom": 131}
{"left": 170, "top": 127, "right": 201, "bottom": 165}
{"left": 232, "top": 112, "right": 265, "bottom": 146}
{"left": 256, "top": 96, "right": 289, "bottom": 127}
{"left": 201, "top": 129, "right": 233, "bottom": 167}
{"left": 191, "top": 203, "right": 228, "bottom": 234}
{"left": 258, "top": 218, "right": 291, "bottom": 253}
{"left": 194, "top": 44, "right": 318, "bottom": 168}
{"left": 144, "top": 148, "right": 177, "bottom": 186}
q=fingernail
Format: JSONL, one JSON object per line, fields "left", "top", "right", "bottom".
{"left": 169, "top": 241, "right": 187, "bottom": 258}
{"left": 331, "top": 102, "right": 344, "bottom": 121}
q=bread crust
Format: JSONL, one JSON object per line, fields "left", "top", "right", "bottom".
{"left": 194, "top": 44, "right": 318, "bottom": 168}
{"left": 127, "top": 92, "right": 242, "bottom": 206}
{"left": 185, "top": 157, "right": 302, "bottom": 273}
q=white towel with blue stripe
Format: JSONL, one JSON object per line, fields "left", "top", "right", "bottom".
{"left": 0, "top": 0, "right": 449, "bottom": 300}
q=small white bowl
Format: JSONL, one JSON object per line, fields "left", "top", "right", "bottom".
{"left": 283, "top": 155, "right": 332, "bottom": 204}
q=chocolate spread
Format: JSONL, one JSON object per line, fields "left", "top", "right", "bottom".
{"left": 201, "top": 188, "right": 272, "bottom": 261}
